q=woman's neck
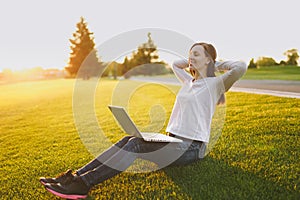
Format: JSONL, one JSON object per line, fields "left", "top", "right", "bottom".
{"left": 193, "top": 68, "right": 207, "bottom": 80}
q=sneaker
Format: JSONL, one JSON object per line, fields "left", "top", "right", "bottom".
{"left": 39, "top": 169, "right": 74, "bottom": 185}
{"left": 45, "top": 176, "right": 90, "bottom": 199}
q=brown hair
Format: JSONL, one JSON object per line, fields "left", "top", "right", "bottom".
{"left": 190, "top": 42, "right": 225, "bottom": 104}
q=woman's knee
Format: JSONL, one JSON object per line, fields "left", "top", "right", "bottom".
{"left": 128, "top": 137, "right": 144, "bottom": 145}
{"left": 125, "top": 137, "right": 144, "bottom": 152}
{"left": 122, "top": 136, "right": 133, "bottom": 141}
{"left": 115, "top": 136, "right": 133, "bottom": 148}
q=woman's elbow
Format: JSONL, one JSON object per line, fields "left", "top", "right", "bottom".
{"left": 237, "top": 61, "right": 248, "bottom": 76}
{"left": 230, "top": 61, "right": 248, "bottom": 80}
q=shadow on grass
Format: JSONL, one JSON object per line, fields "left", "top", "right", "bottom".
{"left": 87, "top": 156, "right": 299, "bottom": 199}
{"left": 163, "top": 156, "right": 300, "bottom": 199}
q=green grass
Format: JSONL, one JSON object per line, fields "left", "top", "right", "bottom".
{"left": 242, "top": 65, "right": 300, "bottom": 81}
{"left": 155, "top": 65, "right": 300, "bottom": 81}
{"left": 0, "top": 79, "right": 299, "bottom": 199}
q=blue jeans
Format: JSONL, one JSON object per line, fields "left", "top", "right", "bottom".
{"left": 76, "top": 136, "right": 205, "bottom": 187}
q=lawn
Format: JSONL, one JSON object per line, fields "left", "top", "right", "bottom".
{"left": 150, "top": 65, "right": 300, "bottom": 81}
{"left": 0, "top": 79, "right": 299, "bottom": 199}
{"left": 242, "top": 65, "right": 300, "bottom": 81}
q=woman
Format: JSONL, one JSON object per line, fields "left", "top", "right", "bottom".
{"left": 41, "top": 42, "right": 247, "bottom": 199}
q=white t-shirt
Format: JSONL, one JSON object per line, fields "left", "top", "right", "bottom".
{"left": 166, "top": 60, "right": 247, "bottom": 143}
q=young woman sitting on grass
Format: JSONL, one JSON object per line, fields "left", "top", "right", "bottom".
{"left": 40, "top": 42, "right": 247, "bottom": 199}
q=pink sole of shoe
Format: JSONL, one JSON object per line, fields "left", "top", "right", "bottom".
{"left": 45, "top": 187, "right": 87, "bottom": 199}
{"left": 40, "top": 181, "right": 46, "bottom": 186}
{"left": 39, "top": 178, "right": 49, "bottom": 186}
{"left": 39, "top": 179, "right": 57, "bottom": 186}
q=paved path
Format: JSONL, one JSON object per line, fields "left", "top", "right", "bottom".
{"left": 234, "top": 80, "right": 300, "bottom": 93}
{"left": 130, "top": 77, "right": 300, "bottom": 99}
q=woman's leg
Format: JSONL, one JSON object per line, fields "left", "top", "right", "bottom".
{"left": 76, "top": 136, "right": 133, "bottom": 175}
{"left": 166, "top": 140, "right": 204, "bottom": 167}
{"left": 44, "top": 138, "right": 203, "bottom": 198}
{"left": 44, "top": 136, "right": 138, "bottom": 199}
{"left": 40, "top": 137, "right": 133, "bottom": 186}
{"left": 138, "top": 140, "right": 204, "bottom": 168}
{"left": 80, "top": 138, "right": 204, "bottom": 187}
{"left": 80, "top": 137, "right": 168, "bottom": 187}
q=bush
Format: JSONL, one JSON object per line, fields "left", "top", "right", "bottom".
{"left": 256, "top": 57, "right": 277, "bottom": 67}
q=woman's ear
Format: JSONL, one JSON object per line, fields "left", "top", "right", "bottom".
{"left": 205, "top": 57, "right": 212, "bottom": 65}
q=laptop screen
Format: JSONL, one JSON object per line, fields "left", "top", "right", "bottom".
{"left": 108, "top": 105, "right": 143, "bottom": 138}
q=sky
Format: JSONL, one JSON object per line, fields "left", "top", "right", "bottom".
{"left": 0, "top": 0, "right": 299, "bottom": 72}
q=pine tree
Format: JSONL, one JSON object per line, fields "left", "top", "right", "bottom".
{"left": 248, "top": 58, "right": 257, "bottom": 68}
{"left": 65, "top": 17, "right": 102, "bottom": 79}
{"left": 135, "top": 32, "right": 159, "bottom": 65}
{"left": 122, "top": 32, "right": 167, "bottom": 78}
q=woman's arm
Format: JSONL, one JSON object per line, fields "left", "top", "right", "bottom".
{"left": 172, "top": 59, "right": 193, "bottom": 83}
{"left": 215, "top": 60, "right": 248, "bottom": 91}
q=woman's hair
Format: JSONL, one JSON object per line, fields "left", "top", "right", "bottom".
{"left": 190, "top": 42, "right": 225, "bottom": 105}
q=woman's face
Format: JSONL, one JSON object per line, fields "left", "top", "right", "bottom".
{"left": 189, "top": 45, "right": 210, "bottom": 73}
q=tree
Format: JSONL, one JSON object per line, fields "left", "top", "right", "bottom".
{"left": 122, "top": 56, "right": 130, "bottom": 75}
{"left": 256, "top": 57, "right": 277, "bottom": 67}
{"left": 102, "top": 61, "right": 122, "bottom": 79}
{"left": 284, "top": 49, "right": 299, "bottom": 66}
{"left": 248, "top": 58, "right": 257, "bottom": 68}
{"left": 279, "top": 60, "right": 286, "bottom": 66}
{"left": 65, "top": 17, "right": 103, "bottom": 79}
{"left": 121, "top": 33, "right": 168, "bottom": 78}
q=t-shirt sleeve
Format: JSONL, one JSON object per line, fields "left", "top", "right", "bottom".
{"left": 215, "top": 60, "right": 248, "bottom": 91}
{"left": 172, "top": 59, "right": 193, "bottom": 83}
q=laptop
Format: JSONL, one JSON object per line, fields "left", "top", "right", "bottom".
{"left": 108, "top": 105, "right": 182, "bottom": 143}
